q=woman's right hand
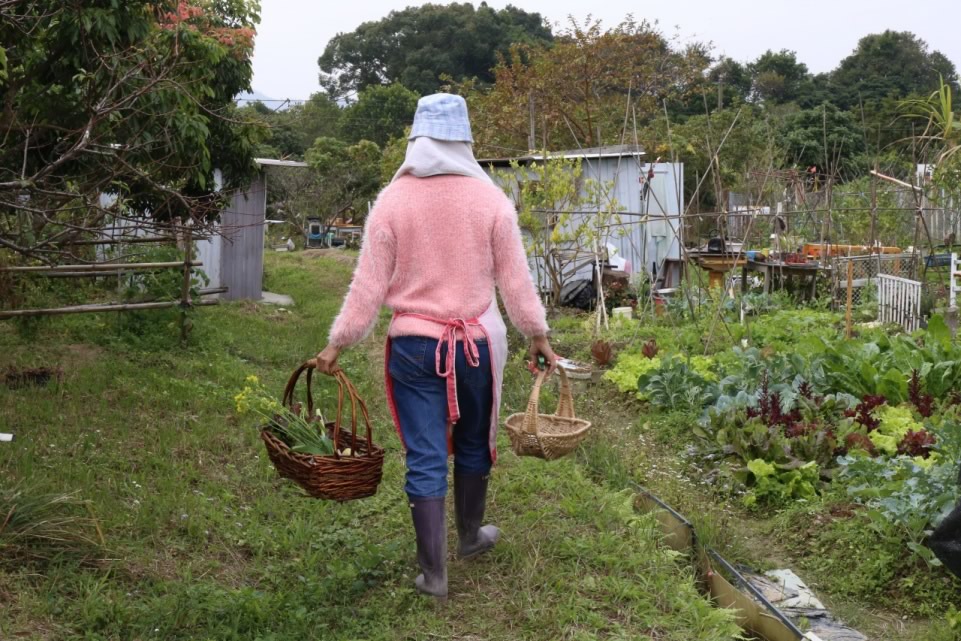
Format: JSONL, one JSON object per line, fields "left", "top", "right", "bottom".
{"left": 529, "top": 335, "right": 559, "bottom": 376}
{"left": 311, "top": 345, "right": 342, "bottom": 376}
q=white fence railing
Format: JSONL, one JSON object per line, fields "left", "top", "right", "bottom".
{"left": 878, "top": 274, "right": 922, "bottom": 332}
{"left": 951, "top": 253, "right": 961, "bottom": 310}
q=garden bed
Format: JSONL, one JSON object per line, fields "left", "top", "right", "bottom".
{"left": 550, "top": 295, "right": 961, "bottom": 640}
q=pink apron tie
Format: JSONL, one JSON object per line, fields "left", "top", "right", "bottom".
{"left": 399, "top": 313, "right": 482, "bottom": 426}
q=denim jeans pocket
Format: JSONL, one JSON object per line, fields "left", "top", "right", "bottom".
{"left": 461, "top": 341, "right": 492, "bottom": 387}
{"left": 389, "top": 337, "right": 431, "bottom": 382}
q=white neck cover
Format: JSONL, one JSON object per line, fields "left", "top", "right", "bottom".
{"left": 391, "top": 137, "right": 493, "bottom": 185}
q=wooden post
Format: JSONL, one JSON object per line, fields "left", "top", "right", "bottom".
{"left": 180, "top": 222, "right": 193, "bottom": 344}
{"left": 845, "top": 260, "right": 855, "bottom": 339}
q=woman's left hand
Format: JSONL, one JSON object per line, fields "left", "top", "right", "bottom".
{"left": 311, "top": 345, "right": 342, "bottom": 375}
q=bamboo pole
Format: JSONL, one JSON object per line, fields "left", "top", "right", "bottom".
{"left": 0, "top": 299, "right": 218, "bottom": 319}
{"left": 51, "top": 236, "right": 183, "bottom": 246}
{"left": 21, "top": 269, "right": 211, "bottom": 279}
{"left": 1, "top": 261, "right": 202, "bottom": 273}
{"left": 845, "top": 261, "right": 855, "bottom": 339}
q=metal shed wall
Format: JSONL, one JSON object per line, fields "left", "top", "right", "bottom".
{"left": 217, "top": 172, "right": 266, "bottom": 301}
{"left": 577, "top": 156, "right": 683, "bottom": 282}
{"left": 487, "top": 156, "right": 683, "bottom": 290}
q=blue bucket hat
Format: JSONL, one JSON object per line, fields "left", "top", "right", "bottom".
{"left": 409, "top": 93, "right": 474, "bottom": 143}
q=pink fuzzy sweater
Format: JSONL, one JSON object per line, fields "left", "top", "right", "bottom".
{"left": 328, "top": 175, "right": 548, "bottom": 347}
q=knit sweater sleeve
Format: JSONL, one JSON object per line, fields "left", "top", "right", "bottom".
{"left": 492, "top": 198, "right": 549, "bottom": 338}
{"left": 328, "top": 199, "right": 396, "bottom": 348}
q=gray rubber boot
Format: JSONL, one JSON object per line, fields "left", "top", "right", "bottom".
{"left": 409, "top": 497, "right": 448, "bottom": 599}
{"left": 454, "top": 473, "right": 501, "bottom": 559}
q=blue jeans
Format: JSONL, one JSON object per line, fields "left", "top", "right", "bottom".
{"left": 389, "top": 336, "right": 493, "bottom": 499}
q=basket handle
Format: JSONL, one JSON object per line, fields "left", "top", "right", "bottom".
{"left": 282, "top": 362, "right": 315, "bottom": 416}
{"left": 521, "top": 366, "right": 576, "bottom": 435}
{"left": 281, "top": 364, "right": 374, "bottom": 457}
{"left": 332, "top": 369, "right": 374, "bottom": 456}
{"left": 555, "top": 366, "right": 576, "bottom": 419}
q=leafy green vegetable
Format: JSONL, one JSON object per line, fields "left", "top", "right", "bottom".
{"left": 839, "top": 454, "right": 961, "bottom": 566}
{"left": 604, "top": 353, "right": 662, "bottom": 397}
{"left": 743, "top": 459, "right": 819, "bottom": 508}
{"left": 638, "top": 357, "right": 718, "bottom": 411}
{"left": 869, "top": 405, "right": 923, "bottom": 455}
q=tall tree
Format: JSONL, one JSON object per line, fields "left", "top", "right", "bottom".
{"left": 0, "top": 0, "right": 262, "bottom": 262}
{"left": 829, "top": 31, "right": 958, "bottom": 109}
{"left": 779, "top": 103, "right": 866, "bottom": 174}
{"left": 748, "top": 49, "right": 812, "bottom": 105}
{"left": 340, "top": 83, "right": 419, "bottom": 147}
{"left": 318, "top": 2, "right": 552, "bottom": 99}
{"left": 305, "top": 137, "right": 382, "bottom": 227}
{"left": 241, "top": 93, "right": 343, "bottom": 159}
{"left": 709, "top": 57, "right": 753, "bottom": 109}
{"left": 464, "top": 17, "right": 711, "bottom": 156}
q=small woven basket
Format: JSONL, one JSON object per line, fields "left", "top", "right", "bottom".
{"left": 261, "top": 364, "right": 384, "bottom": 501}
{"left": 504, "top": 366, "right": 592, "bottom": 461}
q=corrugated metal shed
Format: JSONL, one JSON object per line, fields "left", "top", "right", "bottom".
{"left": 481, "top": 146, "right": 684, "bottom": 290}
{"left": 196, "top": 160, "right": 301, "bottom": 301}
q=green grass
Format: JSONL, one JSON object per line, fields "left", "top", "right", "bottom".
{"left": 1, "top": 252, "right": 739, "bottom": 641}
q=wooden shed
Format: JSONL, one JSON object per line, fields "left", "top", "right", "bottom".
{"left": 196, "top": 158, "right": 308, "bottom": 301}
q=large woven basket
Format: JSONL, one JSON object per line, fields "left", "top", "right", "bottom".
{"left": 261, "top": 364, "right": 384, "bottom": 501}
{"left": 504, "top": 366, "right": 592, "bottom": 460}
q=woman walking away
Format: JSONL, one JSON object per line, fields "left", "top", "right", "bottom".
{"left": 312, "top": 93, "right": 557, "bottom": 600}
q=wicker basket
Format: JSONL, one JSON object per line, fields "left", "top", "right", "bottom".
{"left": 504, "top": 367, "right": 592, "bottom": 460}
{"left": 261, "top": 364, "right": 384, "bottom": 501}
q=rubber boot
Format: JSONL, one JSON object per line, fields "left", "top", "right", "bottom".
{"left": 409, "top": 497, "right": 448, "bottom": 599}
{"left": 454, "top": 473, "right": 501, "bottom": 559}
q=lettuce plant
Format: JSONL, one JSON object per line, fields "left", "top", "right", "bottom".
{"left": 742, "top": 458, "right": 819, "bottom": 508}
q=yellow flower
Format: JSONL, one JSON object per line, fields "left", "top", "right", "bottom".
{"left": 234, "top": 387, "right": 253, "bottom": 414}
{"left": 245, "top": 375, "right": 260, "bottom": 385}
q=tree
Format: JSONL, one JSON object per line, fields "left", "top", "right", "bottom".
{"left": 340, "top": 83, "right": 419, "bottom": 147}
{"left": 0, "top": 0, "right": 262, "bottom": 262}
{"left": 241, "top": 93, "right": 343, "bottom": 159}
{"left": 709, "top": 57, "right": 753, "bottom": 109}
{"left": 318, "top": 2, "right": 552, "bottom": 99}
{"left": 642, "top": 107, "right": 780, "bottom": 213}
{"left": 266, "top": 167, "right": 327, "bottom": 245}
{"left": 380, "top": 131, "right": 411, "bottom": 184}
{"left": 779, "top": 104, "right": 866, "bottom": 175}
{"left": 463, "top": 17, "right": 711, "bottom": 157}
{"left": 305, "top": 137, "right": 382, "bottom": 231}
{"left": 748, "top": 50, "right": 812, "bottom": 105}
{"left": 296, "top": 93, "right": 344, "bottom": 150}
{"left": 829, "top": 31, "right": 958, "bottom": 109}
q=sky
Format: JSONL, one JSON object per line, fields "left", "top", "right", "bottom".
{"left": 250, "top": 0, "right": 960, "bottom": 102}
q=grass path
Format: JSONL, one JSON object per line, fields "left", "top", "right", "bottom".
{"left": 1, "top": 253, "right": 739, "bottom": 641}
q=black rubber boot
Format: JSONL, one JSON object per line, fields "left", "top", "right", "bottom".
{"left": 928, "top": 469, "right": 961, "bottom": 580}
{"left": 409, "top": 497, "right": 448, "bottom": 599}
{"left": 454, "top": 473, "right": 501, "bottom": 559}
